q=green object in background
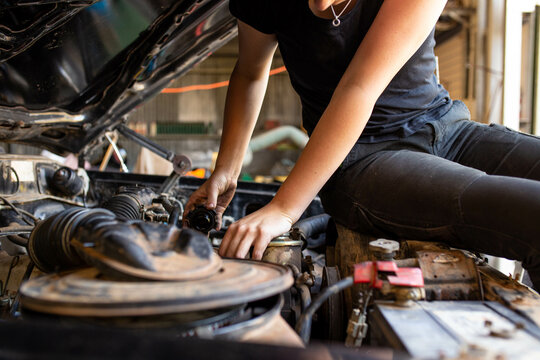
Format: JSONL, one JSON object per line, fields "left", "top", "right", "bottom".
{"left": 240, "top": 173, "right": 254, "bottom": 182}
{"left": 156, "top": 122, "right": 210, "bottom": 135}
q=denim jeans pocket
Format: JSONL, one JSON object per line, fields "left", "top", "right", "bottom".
{"left": 428, "top": 100, "right": 472, "bottom": 155}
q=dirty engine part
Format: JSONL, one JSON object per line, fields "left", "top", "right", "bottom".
{"left": 185, "top": 205, "right": 217, "bottom": 234}
{"left": 28, "top": 208, "right": 222, "bottom": 281}
{"left": 19, "top": 260, "right": 293, "bottom": 317}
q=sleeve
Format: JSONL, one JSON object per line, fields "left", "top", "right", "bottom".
{"left": 229, "top": 0, "right": 275, "bottom": 34}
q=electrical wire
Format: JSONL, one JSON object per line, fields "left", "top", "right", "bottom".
{"left": 295, "top": 276, "right": 354, "bottom": 344}
{"left": 6, "top": 166, "right": 19, "bottom": 194}
{"left": 161, "top": 66, "right": 287, "bottom": 94}
{"left": 0, "top": 196, "right": 39, "bottom": 225}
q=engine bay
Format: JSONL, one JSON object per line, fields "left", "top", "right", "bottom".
{"left": 0, "top": 154, "right": 540, "bottom": 359}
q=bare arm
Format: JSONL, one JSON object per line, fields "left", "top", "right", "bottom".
{"left": 183, "top": 22, "right": 277, "bottom": 228}
{"left": 220, "top": 0, "right": 448, "bottom": 259}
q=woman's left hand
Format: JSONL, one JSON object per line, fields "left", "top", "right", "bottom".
{"left": 219, "top": 203, "right": 295, "bottom": 260}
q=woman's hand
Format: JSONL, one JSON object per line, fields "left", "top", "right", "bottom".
{"left": 183, "top": 171, "right": 237, "bottom": 230}
{"left": 219, "top": 203, "right": 294, "bottom": 260}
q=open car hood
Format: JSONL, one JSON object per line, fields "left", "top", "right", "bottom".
{"left": 0, "top": 0, "right": 236, "bottom": 155}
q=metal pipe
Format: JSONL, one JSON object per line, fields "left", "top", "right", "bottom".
{"left": 117, "top": 124, "right": 173, "bottom": 161}
{"left": 249, "top": 126, "right": 309, "bottom": 152}
{"left": 297, "top": 284, "right": 311, "bottom": 312}
{"left": 289, "top": 265, "right": 312, "bottom": 312}
{"left": 243, "top": 126, "right": 309, "bottom": 166}
{"left": 0, "top": 225, "right": 34, "bottom": 236}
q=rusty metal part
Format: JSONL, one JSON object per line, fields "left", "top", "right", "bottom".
{"left": 0, "top": 225, "right": 34, "bottom": 236}
{"left": 391, "top": 287, "right": 425, "bottom": 307}
{"left": 394, "top": 258, "right": 420, "bottom": 268}
{"left": 262, "top": 235, "right": 302, "bottom": 269}
{"left": 29, "top": 295, "right": 301, "bottom": 347}
{"left": 230, "top": 295, "right": 304, "bottom": 348}
{"left": 333, "top": 224, "right": 375, "bottom": 316}
{"left": 369, "top": 239, "right": 400, "bottom": 260}
{"left": 479, "top": 264, "right": 540, "bottom": 326}
{"left": 73, "top": 240, "right": 222, "bottom": 282}
{"left": 28, "top": 208, "right": 222, "bottom": 281}
{"left": 399, "top": 240, "right": 452, "bottom": 258}
{"left": 20, "top": 259, "right": 293, "bottom": 317}
{"left": 157, "top": 154, "right": 192, "bottom": 194}
{"left": 417, "top": 250, "right": 481, "bottom": 300}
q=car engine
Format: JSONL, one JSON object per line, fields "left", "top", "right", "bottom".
{"left": 1, "top": 152, "right": 540, "bottom": 359}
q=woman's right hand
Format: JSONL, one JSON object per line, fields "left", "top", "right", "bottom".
{"left": 183, "top": 170, "right": 237, "bottom": 230}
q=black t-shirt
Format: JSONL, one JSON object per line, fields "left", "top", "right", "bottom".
{"left": 229, "top": 0, "right": 452, "bottom": 143}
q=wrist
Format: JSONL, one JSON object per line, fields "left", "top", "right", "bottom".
{"left": 212, "top": 165, "right": 239, "bottom": 184}
{"left": 268, "top": 197, "right": 302, "bottom": 225}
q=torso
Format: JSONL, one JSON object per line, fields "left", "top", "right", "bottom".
{"left": 230, "top": 0, "right": 452, "bottom": 143}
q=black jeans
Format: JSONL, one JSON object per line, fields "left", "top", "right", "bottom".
{"left": 320, "top": 101, "right": 540, "bottom": 288}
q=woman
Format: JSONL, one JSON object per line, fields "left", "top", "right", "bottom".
{"left": 184, "top": 0, "right": 540, "bottom": 289}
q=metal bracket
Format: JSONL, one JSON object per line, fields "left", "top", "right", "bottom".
{"left": 116, "top": 124, "right": 192, "bottom": 193}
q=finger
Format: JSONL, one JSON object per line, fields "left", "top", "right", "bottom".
{"left": 252, "top": 237, "right": 269, "bottom": 260}
{"left": 183, "top": 188, "right": 204, "bottom": 215}
{"left": 225, "top": 223, "right": 250, "bottom": 258}
{"left": 215, "top": 214, "right": 222, "bottom": 231}
{"left": 219, "top": 226, "right": 233, "bottom": 257}
{"left": 205, "top": 181, "right": 219, "bottom": 210}
{"left": 219, "top": 223, "right": 240, "bottom": 257}
{"left": 234, "top": 228, "right": 256, "bottom": 259}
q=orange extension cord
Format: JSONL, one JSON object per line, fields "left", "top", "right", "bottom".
{"left": 161, "top": 66, "right": 287, "bottom": 94}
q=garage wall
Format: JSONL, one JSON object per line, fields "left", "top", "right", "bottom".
{"left": 128, "top": 38, "right": 303, "bottom": 135}
{"left": 436, "top": 30, "right": 468, "bottom": 101}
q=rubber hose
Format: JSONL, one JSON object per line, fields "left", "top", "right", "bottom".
{"left": 6, "top": 235, "right": 28, "bottom": 247}
{"left": 169, "top": 205, "right": 181, "bottom": 228}
{"left": 295, "top": 276, "right": 354, "bottom": 344}
{"left": 293, "top": 214, "right": 331, "bottom": 248}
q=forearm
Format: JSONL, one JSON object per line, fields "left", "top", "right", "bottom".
{"left": 213, "top": 64, "right": 270, "bottom": 180}
{"left": 270, "top": 85, "right": 377, "bottom": 221}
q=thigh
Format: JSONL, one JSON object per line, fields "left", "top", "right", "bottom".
{"left": 442, "top": 122, "right": 540, "bottom": 180}
{"left": 321, "top": 149, "right": 484, "bottom": 241}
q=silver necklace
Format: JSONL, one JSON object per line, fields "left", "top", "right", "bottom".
{"left": 330, "top": 0, "right": 353, "bottom": 27}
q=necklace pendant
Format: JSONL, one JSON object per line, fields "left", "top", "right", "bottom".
{"left": 332, "top": 18, "right": 340, "bottom": 27}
